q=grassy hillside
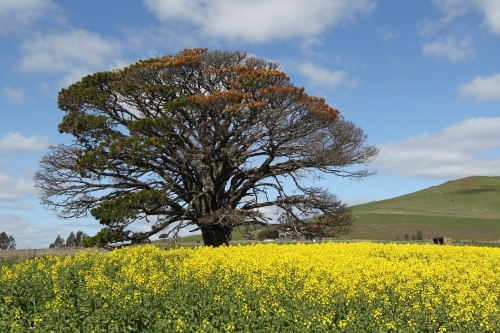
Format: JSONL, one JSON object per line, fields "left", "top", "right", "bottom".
{"left": 343, "top": 176, "right": 500, "bottom": 241}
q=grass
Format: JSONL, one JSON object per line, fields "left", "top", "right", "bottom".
{"left": 345, "top": 176, "right": 500, "bottom": 241}
{"left": 342, "top": 213, "right": 500, "bottom": 241}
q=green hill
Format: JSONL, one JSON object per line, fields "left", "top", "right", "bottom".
{"left": 343, "top": 176, "right": 500, "bottom": 241}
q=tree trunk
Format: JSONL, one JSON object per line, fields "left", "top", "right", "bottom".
{"left": 201, "top": 224, "right": 233, "bottom": 247}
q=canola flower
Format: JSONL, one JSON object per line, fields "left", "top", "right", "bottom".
{"left": 1, "top": 242, "right": 500, "bottom": 332}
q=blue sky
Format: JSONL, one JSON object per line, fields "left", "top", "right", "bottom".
{"left": 1, "top": 0, "right": 499, "bottom": 249}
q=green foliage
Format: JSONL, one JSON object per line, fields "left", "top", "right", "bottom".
{"left": 93, "top": 228, "right": 128, "bottom": 248}
{"left": 256, "top": 227, "right": 279, "bottom": 241}
{"left": 163, "top": 96, "right": 188, "bottom": 112}
{"left": 126, "top": 117, "right": 172, "bottom": 136}
{"left": 82, "top": 235, "right": 97, "bottom": 248}
{"left": 90, "top": 190, "right": 171, "bottom": 225}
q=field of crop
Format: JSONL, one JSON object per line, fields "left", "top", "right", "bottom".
{"left": 2, "top": 243, "right": 500, "bottom": 332}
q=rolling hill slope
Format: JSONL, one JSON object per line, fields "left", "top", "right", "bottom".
{"left": 343, "top": 176, "right": 500, "bottom": 241}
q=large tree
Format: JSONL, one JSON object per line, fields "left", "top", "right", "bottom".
{"left": 35, "top": 48, "right": 378, "bottom": 248}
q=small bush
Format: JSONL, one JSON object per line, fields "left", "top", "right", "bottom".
{"left": 412, "top": 230, "right": 424, "bottom": 241}
{"left": 257, "top": 228, "right": 279, "bottom": 241}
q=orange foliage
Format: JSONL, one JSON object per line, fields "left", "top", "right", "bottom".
{"left": 117, "top": 48, "right": 339, "bottom": 121}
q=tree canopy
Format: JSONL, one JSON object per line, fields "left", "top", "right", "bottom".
{"left": 35, "top": 48, "right": 378, "bottom": 248}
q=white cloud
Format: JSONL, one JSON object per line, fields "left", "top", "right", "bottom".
{"left": 427, "top": 0, "right": 500, "bottom": 35}
{"left": 459, "top": 72, "right": 500, "bottom": 102}
{"left": 376, "top": 26, "right": 399, "bottom": 40}
{"left": 417, "top": 0, "right": 471, "bottom": 36}
{"left": 0, "top": 0, "right": 60, "bottom": 35}
{"left": 477, "top": 0, "right": 500, "bottom": 34}
{"left": 0, "top": 132, "right": 52, "bottom": 152}
{"left": 2, "top": 86, "right": 24, "bottom": 103}
{"left": 19, "top": 29, "right": 122, "bottom": 87}
{"left": 430, "top": 0, "right": 470, "bottom": 19}
{"left": 422, "top": 35, "right": 476, "bottom": 62}
{"left": 143, "top": 0, "right": 376, "bottom": 43}
{"left": 0, "top": 170, "right": 37, "bottom": 202}
{"left": 375, "top": 117, "right": 500, "bottom": 179}
{"left": 298, "top": 61, "right": 355, "bottom": 90}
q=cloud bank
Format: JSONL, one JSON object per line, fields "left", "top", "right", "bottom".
{"left": 0, "top": 0, "right": 60, "bottom": 35}
{"left": 143, "top": 0, "right": 376, "bottom": 43}
{"left": 2, "top": 87, "right": 24, "bottom": 103}
{"left": 429, "top": 0, "right": 500, "bottom": 35}
{"left": 0, "top": 171, "right": 36, "bottom": 202}
{"left": 422, "top": 35, "right": 476, "bottom": 62}
{"left": 298, "top": 62, "right": 355, "bottom": 90}
{"left": 421, "top": 0, "right": 500, "bottom": 63}
{"left": 0, "top": 132, "right": 52, "bottom": 209}
{"left": 375, "top": 117, "right": 500, "bottom": 179}
{"left": 0, "top": 132, "right": 52, "bottom": 152}
{"left": 459, "top": 72, "right": 500, "bottom": 102}
{"left": 19, "top": 29, "right": 123, "bottom": 87}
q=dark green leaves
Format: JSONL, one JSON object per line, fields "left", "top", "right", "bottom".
{"left": 91, "top": 190, "right": 171, "bottom": 225}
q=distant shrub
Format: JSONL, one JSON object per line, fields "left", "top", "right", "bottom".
{"left": 138, "top": 238, "right": 151, "bottom": 244}
{"left": 82, "top": 235, "right": 97, "bottom": 248}
{"left": 412, "top": 230, "right": 424, "bottom": 241}
{"left": 257, "top": 228, "right": 279, "bottom": 241}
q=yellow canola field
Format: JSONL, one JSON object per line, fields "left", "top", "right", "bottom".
{"left": 1, "top": 242, "right": 500, "bottom": 332}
